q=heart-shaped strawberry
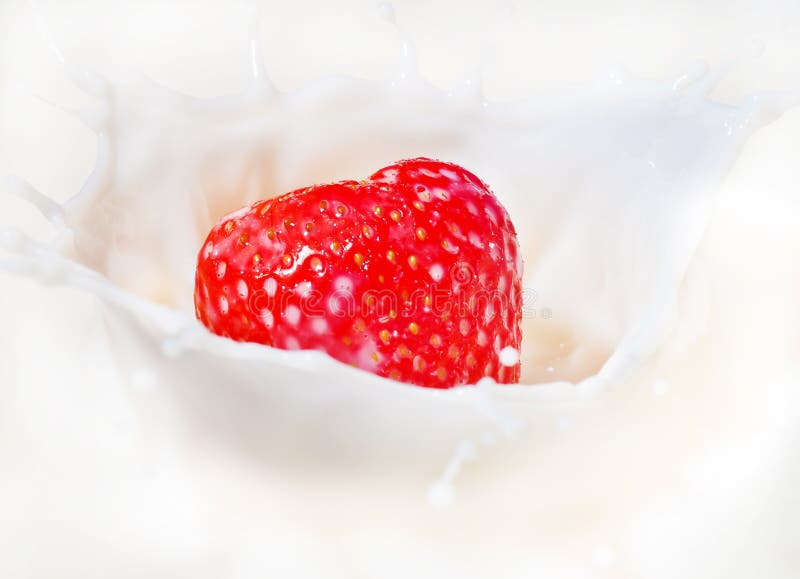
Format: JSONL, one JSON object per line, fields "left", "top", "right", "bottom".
{"left": 195, "top": 158, "right": 522, "bottom": 388}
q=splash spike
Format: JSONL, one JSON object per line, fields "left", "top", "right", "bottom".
{"left": 688, "top": 58, "right": 738, "bottom": 97}
{"left": 28, "top": 0, "right": 110, "bottom": 100}
{"left": 672, "top": 60, "right": 710, "bottom": 93}
{"left": 245, "top": 0, "right": 277, "bottom": 97}
{"left": 4, "top": 175, "right": 66, "bottom": 229}
{"left": 27, "top": 0, "right": 66, "bottom": 64}
{"left": 0, "top": 232, "right": 64, "bottom": 284}
{"left": 30, "top": 91, "right": 106, "bottom": 132}
{"left": 378, "top": 2, "right": 419, "bottom": 82}
{"left": 398, "top": 36, "right": 419, "bottom": 82}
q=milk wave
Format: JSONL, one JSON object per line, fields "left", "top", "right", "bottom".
{"left": 0, "top": 6, "right": 797, "bottom": 502}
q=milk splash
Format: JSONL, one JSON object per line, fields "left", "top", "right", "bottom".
{"left": 1, "top": 3, "right": 797, "bottom": 499}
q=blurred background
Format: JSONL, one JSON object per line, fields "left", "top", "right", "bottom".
{"left": 1, "top": 1, "right": 799, "bottom": 577}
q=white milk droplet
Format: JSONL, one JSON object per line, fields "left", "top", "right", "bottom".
{"left": 499, "top": 346, "right": 519, "bottom": 366}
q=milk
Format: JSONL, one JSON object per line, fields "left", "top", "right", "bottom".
{"left": 1, "top": 2, "right": 799, "bottom": 578}
{"left": 2, "top": 17, "right": 794, "bottom": 385}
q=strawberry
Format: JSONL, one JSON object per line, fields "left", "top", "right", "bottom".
{"left": 194, "top": 158, "right": 522, "bottom": 388}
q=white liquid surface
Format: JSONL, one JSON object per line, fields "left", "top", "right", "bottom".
{"left": 1, "top": 2, "right": 800, "bottom": 578}
{"left": 3, "top": 21, "right": 792, "bottom": 387}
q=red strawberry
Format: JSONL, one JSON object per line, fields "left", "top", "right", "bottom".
{"left": 194, "top": 158, "right": 522, "bottom": 388}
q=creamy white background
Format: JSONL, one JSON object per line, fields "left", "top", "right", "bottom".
{"left": 1, "top": 1, "right": 799, "bottom": 578}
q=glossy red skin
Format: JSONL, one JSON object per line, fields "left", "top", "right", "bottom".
{"left": 195, "top": 158, "right": 522, "bottom": 388}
